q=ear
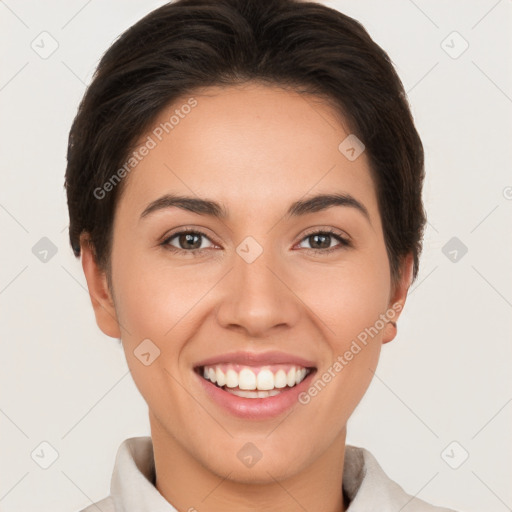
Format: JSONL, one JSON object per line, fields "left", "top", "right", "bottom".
{"left": 80, "top": 234, "right": 121, "bottom": 339}
{"left": 381, "top": 252, "right": 414, "bottom": 344}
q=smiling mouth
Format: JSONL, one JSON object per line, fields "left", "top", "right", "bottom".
{"left": 194, "top": 364, "right": 316, "bottom": 399}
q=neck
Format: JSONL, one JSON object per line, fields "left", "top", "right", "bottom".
{"left": 150, "top": 412, "right": 348, "bottom": 512}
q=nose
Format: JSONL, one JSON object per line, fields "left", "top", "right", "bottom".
{"left": 215, "top": 243, "right": 301, "bottom": 338}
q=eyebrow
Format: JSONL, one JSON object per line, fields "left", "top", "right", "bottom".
{"left": 139, "top": 192, "right": 371, "bottom": 224}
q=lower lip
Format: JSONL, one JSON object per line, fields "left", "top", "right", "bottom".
{"left": 194, "top": 369, "right": 316, "bottom": 420}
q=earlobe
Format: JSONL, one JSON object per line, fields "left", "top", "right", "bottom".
{"left": 382, "top": 253, "right": 414, "bottom": 344}
{"left": 80, "top": 234, "right": 122, "bottom": 339}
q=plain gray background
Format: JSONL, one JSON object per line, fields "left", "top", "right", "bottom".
{"left": 1, "top": 1, "right": 511, "bottom": 511}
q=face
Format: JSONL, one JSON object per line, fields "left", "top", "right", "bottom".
{"left": 82, "top": 82, "right": 412, "bottom": 485}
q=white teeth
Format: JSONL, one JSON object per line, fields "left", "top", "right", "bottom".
{"left": 201, "top": 364, "right": 311, "bottom": 392}
{"left": 287, "top": 367, "right": 296, "bottom": 387}
{"left": 296, "top": 368, "right": 307, "bottom": 385}
{"left": 216, "top": 368, "right": 226, "bottom": 387}
{"left": 225, "top": 388, "right": 282, "bottom": 399}
{"left": 225, "top": 369, "right": 238, "bottom": 388}
{"left": 274, "top": 369, "right": 287, "bottom": 388}
{"left": 256, "top": 369, "right": 274, "bottom": 390}
{"left": 239, "top": 368, "right": 257, "bottom": 390}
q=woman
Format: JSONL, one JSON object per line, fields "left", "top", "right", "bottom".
{"left": 65, "top": 0, "right": 457, "bottom": 510}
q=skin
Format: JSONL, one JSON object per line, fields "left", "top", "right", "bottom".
{"left": 81, "top": 82, "right": 414, "bottom": 512}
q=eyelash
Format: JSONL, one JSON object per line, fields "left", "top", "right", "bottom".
{"left": 160, "top": 227, "right": 352, "bottom": 256}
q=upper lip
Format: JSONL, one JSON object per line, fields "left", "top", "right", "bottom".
{"left": 194, "top": 350, "right": 317, "bottom": 368}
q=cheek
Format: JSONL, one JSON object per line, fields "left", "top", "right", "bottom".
{"left": 293, "top": 255, "right": 390, "bottom": 433}
{"left": 111, "top": 246, "right": 208, "bottom": 339}
{"left": 292, "top": 247, "right": 391, "bottom": 344}
{"left": 111, "top": 250, "right": 205, "bottom": 420}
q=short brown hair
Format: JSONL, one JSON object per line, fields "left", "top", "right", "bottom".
{"left": 65, "top": 0, "right": 426, "bottom": 285}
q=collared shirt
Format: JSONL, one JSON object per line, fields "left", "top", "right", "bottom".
{"left": 79, "top": 436, "right": 457, "bottom": 512}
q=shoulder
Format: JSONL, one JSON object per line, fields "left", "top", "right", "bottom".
{"left": 76, "top": 495, "right": 115, "bottom": 512}
{"left": 74, "top": 436, "right": 156, "bottom": 512}
{"left": 344, "top": 445, "right": 459, "bottom": 512}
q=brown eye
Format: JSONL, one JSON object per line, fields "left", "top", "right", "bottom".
{"left": 297, "top": 229, "right": 351, "bottom": 254}
{"left": 162, "top": 230, "right": 214, "bottom": 253}
{"left": 308, "top": 233, "right": 332, "bottom": 250}
{"left": 176, "top": 232, "right": 202, "bottom": 250}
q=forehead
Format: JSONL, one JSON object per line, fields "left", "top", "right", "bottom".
{"left": 118, "top": 82, "right": 379, "bottom": 224}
